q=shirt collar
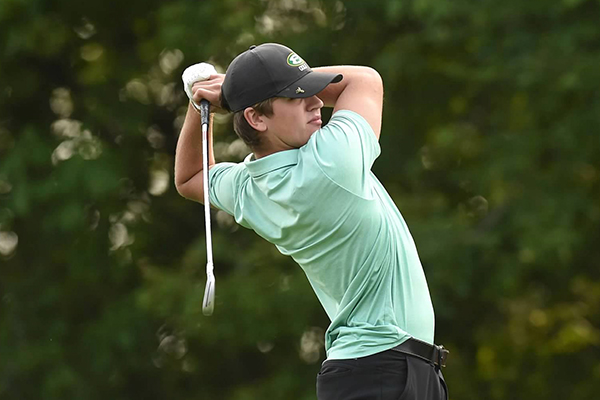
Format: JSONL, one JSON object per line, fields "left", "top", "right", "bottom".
{"left": 244, "top": 149, "right": 299, "bottom": 177}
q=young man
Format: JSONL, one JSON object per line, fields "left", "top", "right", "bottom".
{"left": 175, "top": 43, "right": 449, "bottom": 400}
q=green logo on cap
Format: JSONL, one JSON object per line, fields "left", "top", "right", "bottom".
{"left": 287, "top": 53, "right": 305, "bottom": 67}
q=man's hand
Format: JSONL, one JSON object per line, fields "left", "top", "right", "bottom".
{"left": 191, "top": 74, "right": 227, "bottom": 114}
{"left": 182, "top": 63, "right": 227, "bottom": 113}
{"left": 182, "top": 62, "right": 216, "bottom": 99}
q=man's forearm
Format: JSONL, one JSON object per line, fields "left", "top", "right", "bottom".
{"left": 314, "top": 65, "right": 384, "bottom": 137}
{"left": 174, "top": 103, "right": 215, "bottom": 198}
{"left": 314, "top": 66, "right": 382, "bottom": 108}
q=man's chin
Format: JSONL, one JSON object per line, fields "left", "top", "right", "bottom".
{"left": 308, "top": 125, "right": 322, "bottom": 135}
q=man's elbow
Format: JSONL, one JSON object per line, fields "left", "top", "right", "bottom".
{"left": 363, "top": 67, "right": 383, "bottom": 93}
{"left": 174, "top": 179, "right": 201, "bottom": 203}
{"left": 363, "top": 66, "right": 382, "bottom": 80}
{"left": 174, "top": 181, "right": 189, "bottom": 199}
{"left": 174, "top": 172, "right": 188, "bottom": 197}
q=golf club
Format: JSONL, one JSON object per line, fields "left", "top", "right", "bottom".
{"left": 199, "top": 99, "right": 215, "bottom": 316}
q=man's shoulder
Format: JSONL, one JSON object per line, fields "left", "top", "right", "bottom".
{"left": 298, "top": 109, "right": 381, "bottom": 198}
{"left": 309, "top": 109, "right": 379, "bottom": 153}
{"left": 327, "top": 109, "right": 375, "bottom": 134}
{"left": 210, "top": 161, "right": 250, "bottom": 185}
{"left": 212, "top": 160, "right": 247, "bottom": 172}
{"left": 305, "top": 109, "right": 380, "bottom": 160}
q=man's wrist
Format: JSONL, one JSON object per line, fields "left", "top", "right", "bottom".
{"left": 190, "top": 101, "right": 202, "bottom": 115}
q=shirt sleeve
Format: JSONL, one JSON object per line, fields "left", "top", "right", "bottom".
{"left": 309, "top": 110, "right": 381, "bottom": 197}
{"left": 208, "top": 162, "right": 247, "bottom": 216}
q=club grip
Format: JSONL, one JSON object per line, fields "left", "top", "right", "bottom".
{"left": 200, "top": 99, "right": 210, "bottom": 126}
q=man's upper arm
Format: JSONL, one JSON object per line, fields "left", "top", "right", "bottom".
{"left": 208, "top": 162, "right": 246, "bottom": 215}
{"left": 332, "top": 68, "right": 383, "bottom": 140}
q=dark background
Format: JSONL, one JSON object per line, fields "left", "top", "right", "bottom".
{"left": 1, "top": 0, "right": 599, "bottom": 399}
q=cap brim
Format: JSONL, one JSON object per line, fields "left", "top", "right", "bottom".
{"left": 276, "top": 71, "right": 343, "bottom": 99}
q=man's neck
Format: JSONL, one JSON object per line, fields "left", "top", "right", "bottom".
{"left": 252, "top": 133, "right": 295, "bottom": 159}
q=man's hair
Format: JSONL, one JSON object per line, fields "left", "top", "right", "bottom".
{"left": 232, "top": 98, "right": 277, "bottom": 148}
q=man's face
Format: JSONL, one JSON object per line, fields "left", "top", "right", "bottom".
{"left": 262, "top": 96, "right": 324, "bottom": 149}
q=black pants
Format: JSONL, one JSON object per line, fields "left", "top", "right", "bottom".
{"left": 316, "top": 349, "right": 448, "bottom": 400}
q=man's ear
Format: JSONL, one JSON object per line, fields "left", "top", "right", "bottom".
{"left": 244, "top": 108, "right": 267, "bottom": 132}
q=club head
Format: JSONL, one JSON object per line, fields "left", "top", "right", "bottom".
{"left": 202, "top": 264, "right": 215, "bottom": 316}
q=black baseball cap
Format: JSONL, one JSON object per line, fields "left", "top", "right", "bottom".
{"left": 221, "top": 43, "right": 343, "bottom": 112}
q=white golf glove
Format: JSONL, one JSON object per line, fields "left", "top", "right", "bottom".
{"left": 182, "top": 62, "right": 218, "bottom": 108}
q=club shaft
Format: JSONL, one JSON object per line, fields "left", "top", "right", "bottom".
{"left": 201, "top": 99, "right": 215, "bottom": 315}
{"left": 200, "top": 100, "right": 214, "bottom": 266}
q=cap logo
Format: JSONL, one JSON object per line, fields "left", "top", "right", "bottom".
{"left": 287, "top": 53, "right": 305, "bottom": 67}
{"left": 295, "top": 87, "right": 305, "bottom": 94}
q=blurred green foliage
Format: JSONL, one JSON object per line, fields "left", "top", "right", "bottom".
{"left": 1, "top": 0, "right": 599, "bottom": 399}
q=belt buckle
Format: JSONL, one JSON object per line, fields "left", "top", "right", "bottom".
{"left": 436, "top": 345, "right": 449, "bottom": 368}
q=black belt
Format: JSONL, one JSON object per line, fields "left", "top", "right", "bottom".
{"left": 391, "top": 338, "right": 449, "bottom": 368}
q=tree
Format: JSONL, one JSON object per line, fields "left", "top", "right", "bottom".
{"left": 1, "top": 0, "right": 599, "bottom": 399}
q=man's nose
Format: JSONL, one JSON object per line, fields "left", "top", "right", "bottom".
{"left": 306, "top": 95, "right": 324, "bottom": 110}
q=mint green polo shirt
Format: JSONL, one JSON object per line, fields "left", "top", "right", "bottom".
{"left": 209, "top": 110, "right": 435, "bottom": 360}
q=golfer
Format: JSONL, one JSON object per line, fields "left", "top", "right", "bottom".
{"left": 175, "top": 43, "right": 449, "bottom": 400}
